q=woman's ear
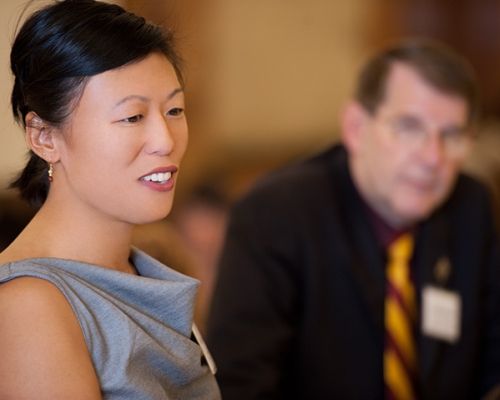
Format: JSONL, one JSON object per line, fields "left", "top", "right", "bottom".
{"left": 25, "top": 112, "right": 60, "bottom": 162}
{"left": 339, "top": 100, "right": 370, "bottom": 155}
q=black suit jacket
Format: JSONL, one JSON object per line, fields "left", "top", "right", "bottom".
{"left": 207, "top": 144, "right": 500, "bottom": 399}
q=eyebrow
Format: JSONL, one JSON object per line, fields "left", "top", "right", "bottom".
{"left": 114, "top": 87, "right": 184, "bottom": 108}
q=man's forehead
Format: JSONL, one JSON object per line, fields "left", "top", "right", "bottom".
{"left": 385, "top": 62, "right": 433, "bottom": 92}
{"left": 380, "top": 63, "right": 469, "bottom": 120}
{"left": 385, "top": 62, "right": 468, "bottom": 106}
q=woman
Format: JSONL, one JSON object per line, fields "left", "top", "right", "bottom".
{"left": 0, "top": 0, "right": 220, "bottom": 398}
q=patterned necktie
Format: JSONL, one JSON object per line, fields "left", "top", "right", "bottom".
{"left": 384, "top": 233, "right": 418, "bottom": 400}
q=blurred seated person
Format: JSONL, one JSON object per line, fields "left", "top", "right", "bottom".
{"left": 463, "top": 118, "right": 500, "bottom": 232}
{"left": 0, "top": 194, "right": 36, "bottom": 251}
{"left": 207, "top": 38, "right": 500, "bottom": 399}
{"left": 133, "top": 183, "right": 229, "bottom": 334}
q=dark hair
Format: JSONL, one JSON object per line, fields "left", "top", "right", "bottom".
{"left": 10, "top": 0, "right": 185, "bottom": 206}
{"left": 355, "top": 38, "right": 479, "bottom": 125}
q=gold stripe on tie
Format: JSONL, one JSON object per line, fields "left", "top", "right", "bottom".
{"left": 385, "top": 347, "right": 415, "bottom": 400}
{"left": 386, "top": 297, "right": 417, "bottom": 367}
{"left": 384, "top": 233, "right": 417, "bottom": 400}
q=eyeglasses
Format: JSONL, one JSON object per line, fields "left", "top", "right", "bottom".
{"left": 379, "top": 115, "right": 472, "bottom": 158}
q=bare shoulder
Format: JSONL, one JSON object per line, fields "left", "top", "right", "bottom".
{"left": 0, "top": 277, "right": 102, "bottom": 399}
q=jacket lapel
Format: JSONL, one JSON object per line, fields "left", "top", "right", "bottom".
{"left": 332, "top": 147, "right": 386, "bottom": 332}
{"left": 415, "top": 209, "right": 451, "bottom": 395}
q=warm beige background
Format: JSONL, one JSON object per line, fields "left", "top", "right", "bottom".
{"left": 0, "top": 0, "right": 372, "bottom": 196}
{"left": 0, "top": 0, "right": 26, "bottom": 191}
{"left": 2, "top": 0, "right": 498, "bottom": 205}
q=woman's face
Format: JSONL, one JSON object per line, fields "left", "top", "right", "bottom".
{"left": 53, "top": 52, "right": 188, "bottom": 225}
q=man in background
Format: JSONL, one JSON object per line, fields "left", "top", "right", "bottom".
{"left": 207, "top": 38, "right": 500, "bottom": 399}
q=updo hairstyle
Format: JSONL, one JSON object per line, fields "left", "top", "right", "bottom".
{"left": 10, "top": 0, "right": 184, "bottom": 206}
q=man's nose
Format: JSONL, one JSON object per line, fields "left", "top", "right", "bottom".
{"left": 419, "top": 131, "right": 446, "bottom": 166}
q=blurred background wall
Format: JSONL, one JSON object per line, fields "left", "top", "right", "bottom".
{"left": 2, "top": 0, "right": 500, "bottom": 331}
{"left": 119, "top": 0, "right": 375, "bottom": 206}
{"left": 3, "top": 0, "right": 500, "bottom": 202}
{"left": 121, "top": 0, "right": 500, "bottom": 205}
{"left": 0, "top": 0, "right": 374, "bottom": 202}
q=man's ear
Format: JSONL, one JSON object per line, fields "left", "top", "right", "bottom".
{"left": 339, "top": 100, "right": 370, "bottom": 155}
{"left": 25, "top": 111, "right": 60, "bottom": 162}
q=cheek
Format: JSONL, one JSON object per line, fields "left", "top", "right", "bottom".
{"left": 438, "top": 164, "right": 461, "bottom": 195}
{"left": 174, "top": 127, "right": 189, "bottom": 158}
{"left": 365, "top": 132, "right": 399, "bottom": 167}
{"left": 179, "top": 135, "right": 188, "bottom": 158}
{"left": 65, "top": 134, "right": 136, "bottom": 180}
{"left": 378, "top": 152, "right": 403, "bottom": 184}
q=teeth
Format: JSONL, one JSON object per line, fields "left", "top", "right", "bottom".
{"left": 142, "top": 172, "right": 172, "bottom": 183}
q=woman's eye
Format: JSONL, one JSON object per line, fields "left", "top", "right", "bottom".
{"left": 167, "top": 108, "right": 184, "bottom": 116}
{"left": 122, "top": 115, "right": 143, "bottom": 123}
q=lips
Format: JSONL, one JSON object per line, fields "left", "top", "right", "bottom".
{"left": 139, "top": 167, "right": 179, "bottom": 192}
{"left": 402, "top": 176, "right": 437, "bottom": 193}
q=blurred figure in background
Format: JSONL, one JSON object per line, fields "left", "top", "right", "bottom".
{"left": 463, "top": 120, "right": 500, "bottom": 232}
{"left": 173, "top": 184, "right": 229, "bottom": 332}
{"left": 207, "top": 38, "right": 500, "bottom": 399}
{"left": 0, "top": 196, "right": 36, "bottom": 251}
{"left": 133, "top": 183, "right": 229, "bottom": 334}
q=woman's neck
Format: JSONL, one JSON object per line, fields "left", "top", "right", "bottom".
{"left": 0, "top": 197, "right": 135, "bottom": 273}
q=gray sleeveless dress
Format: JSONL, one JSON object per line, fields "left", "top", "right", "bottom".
{"left": 0, "top": 247, "right": 221, "bottom": 400}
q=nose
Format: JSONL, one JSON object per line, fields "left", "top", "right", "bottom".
{"left": 144, "top": 114, "right": 174, "bottom": 156}
{"left": 419, "top": 130, "right": 445, "bottom": 167}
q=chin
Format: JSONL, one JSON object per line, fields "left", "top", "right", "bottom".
{"left": 401, "top": 192, "right": 443, "bottom": 215}
{"left": 390, "top": 200, "right": 435, "bottom": 227}
{"left": 132, "top": 208, "right": 173, "bottom": 225}
{"left": 398, "top": 206, "right": 436, "bottom": 227}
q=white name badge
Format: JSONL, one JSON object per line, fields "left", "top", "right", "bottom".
{"left": 192, "top": 323, "right": 217, "bottom": 375}
{"left": 421, "top": 286, "right": 461, "bottom": 343}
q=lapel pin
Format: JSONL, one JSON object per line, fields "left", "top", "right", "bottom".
{"left": 433, "top": 256, "right": 451, "bottom": 285}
